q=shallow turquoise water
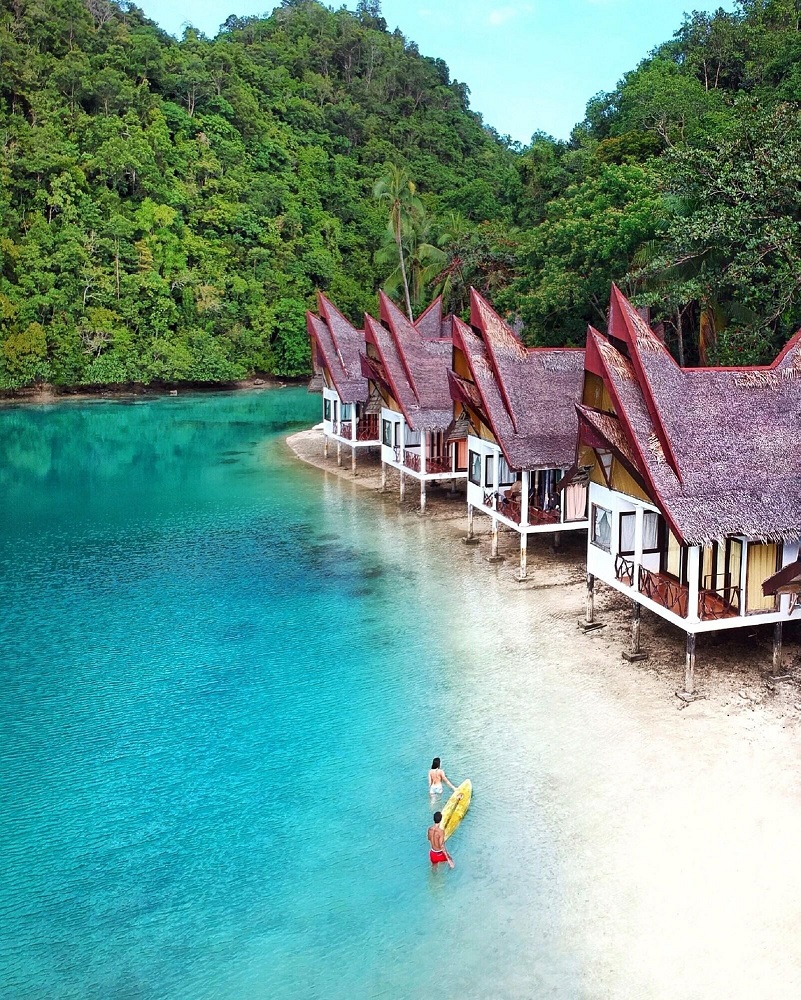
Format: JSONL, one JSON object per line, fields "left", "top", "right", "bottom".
{"left": 0, "top": 390, "right": 582, "bottom": 999}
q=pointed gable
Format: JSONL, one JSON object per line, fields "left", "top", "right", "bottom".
{"left": 453, "top": 289, "right": 585, "bottom": 470}
{"left": 305, "top": 293, "right": 368, "bottom": 403}
{"left": 585, "top": 287, "right": 801, "bottom": 543}
{"left": 362, "top": 293, "right": 455, "bottom": 431}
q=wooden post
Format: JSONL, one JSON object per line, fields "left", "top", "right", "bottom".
{"left": 773, "top": 621, "right": 783, "bottom": 673}
{"left": 623, "top": 600, "right": 648, "bottom": 661}
{"left": 579, "top": 572, "right": 604, "bottom": 632}
{"left": 684, "top": 632, "right": 696, "bottom": 695}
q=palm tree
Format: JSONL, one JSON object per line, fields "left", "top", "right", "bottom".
{"left": 373, "top": 164, "right": 422, "bottom": 321}
{"left": 376, "top": 208, "right": 446, "bottom": 314}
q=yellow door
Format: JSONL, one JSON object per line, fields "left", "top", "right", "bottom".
{"left": 746, "top": 542, "right": 778, "bottom": 613}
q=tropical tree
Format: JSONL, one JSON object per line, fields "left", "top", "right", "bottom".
{"left": 373, "top": 164, "right": 422, "bottom": 320}
{"left": 375, "top": 207, "right": 446, "bottom": 314}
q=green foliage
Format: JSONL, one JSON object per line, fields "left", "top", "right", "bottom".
{"left": 0, "top": 0, "right": 516, "bottom": 389}
{"left": 510, "top": 165, "right": 665, "bottom": 346}
{"left": 631, "top": 102, "right": 801, "bottom": 365}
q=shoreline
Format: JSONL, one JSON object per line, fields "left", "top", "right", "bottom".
{"left": 0, "top": 374, "right": 300, "bottom": 406}
{"left": 286, "top": 425, "right": 801, "bottom": 725}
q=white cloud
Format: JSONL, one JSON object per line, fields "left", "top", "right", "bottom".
{"left": 487, "top": 3, "right": 533, "bottom": 27}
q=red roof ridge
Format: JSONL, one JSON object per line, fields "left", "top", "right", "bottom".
{"left": 317, "top": 292, "right": 361, "bottom": 376}
{"left": 363, "top": 312, "right": 414, "bottom": 425}
{"left": 585, "top": 325, "right": 685, "bottom": 543}
{"left": 609, "top": 286, "right": 683, "bottom": 484}
{"left": 452, "top": 315, "right": 512, "bottom": 464}
{"left": 469, "top": 288, "right": 522, "bottom": 433}
{"left": 378, "top": 290, "right": 421, "bottom": 400}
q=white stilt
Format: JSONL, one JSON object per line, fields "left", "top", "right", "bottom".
{"left": 324, "top": 436, "right": 329, "bottom": 460}
{"left": 337, "top": 441, "right": 342, "bottom": 467}
{"left": 381, "top": 463, "right": 387, "bottom": 490}
{"left": 519, "top": 533, "right": 528, "bottom": 580}
{"left": 420, "top": 431, "right": 427, "bottom": 513}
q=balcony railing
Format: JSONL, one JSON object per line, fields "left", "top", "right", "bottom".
{"left": 426, "top": 452, "right": 452, "bottom": 474}
{"left": 492, "top": 491, "right": 559, "bottom": 526}
{"left": 403, "top": 448, "right": 421, "bottom": 472}
{"left": 638, "top": 565, "right": 689, "bottom": 617}
{"left": 699, "top": 585, "right": 740, "bottom": 620}
{"left": 357, "top": 415, "right": 379, "bottom": 441}
{"left": 615, "top": 554, "right": 635, "bottom": 586}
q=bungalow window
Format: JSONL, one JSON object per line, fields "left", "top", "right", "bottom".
{"left": 619, "top": 511, "right": 662, "bottom": 556}
{"left": 484, "top": 454, "right": 494, "bottom": 489}
{"left": 382, "top": 419, "right": 393, "bottom": 447}
{"left": 341, "top": 403, "right": 352, "bottom": 420}
{"left": 591, "top": 504, "right": 612, "bottom": 553}
{"left": 497, "top": 454, "right": 516, "bottom": 487}
{"left": 468, "top": 450, "right": 482, "bottom": 486}
{"left": 324, "top": 398, "right": 332, "bottom": 421}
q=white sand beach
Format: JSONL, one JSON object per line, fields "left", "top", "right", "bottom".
{"left": 287, "top": 425, "right": 801, "bottom": 999}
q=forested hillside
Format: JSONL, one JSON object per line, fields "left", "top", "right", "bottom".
{"left": 504, "top": 0, "right": 801, "bottom": 365}
{"left": 2, "top": 0, "right": 801, "bottom": 390}
{"left": 0, "top": 0, "right": 518, "bottom": 388}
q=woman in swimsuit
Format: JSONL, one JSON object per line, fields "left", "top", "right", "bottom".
{"left": 428, "top": 757, "right": 457, "bottom": 797}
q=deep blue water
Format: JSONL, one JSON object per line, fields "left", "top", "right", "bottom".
{"left": 0, "top": 390, "right": 580, "bottom": 999}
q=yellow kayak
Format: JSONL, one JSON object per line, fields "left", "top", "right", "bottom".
{"left": 439, "top": 780, "right": 472, "bottom": 841}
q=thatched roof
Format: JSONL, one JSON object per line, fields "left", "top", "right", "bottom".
{"left": 361, "top": 292, "right": 454, "bottom": 432}
{"left": 584, "top": 286, "right": 801, "bottom": 544}
{"left": 305, "top": 293, "right": 369, "bottom": 404}
{"left": 452, "top": 289, "right": 585, "bottom": 470}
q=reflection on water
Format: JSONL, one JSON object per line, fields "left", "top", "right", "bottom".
{"left": 2, "top": 391, "right": 801, "bottom": 1000}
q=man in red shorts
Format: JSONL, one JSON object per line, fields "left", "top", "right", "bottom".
{"left": 427, "top": 811, "right": 454, "bottom": 868}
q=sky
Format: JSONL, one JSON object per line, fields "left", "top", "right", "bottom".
{"left": 134, "top": 0, "right": 739, "bottom": 143}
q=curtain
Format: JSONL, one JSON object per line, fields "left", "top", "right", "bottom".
{"left": 566, "top": 483, "right": 587, "bottom": 522}
{"left": 620, "top": 512, "right": 636, "bottom": 553}
{"left": 593, "top": 506, "right": 611, "bottom": 550}
{"left": 498, "top": 454, "right": 515, "bottom": 486}
{"left": 643, "top": 511, "right": 659, "bottom": 551}
{"left": 746, "top": 542, "right": 778, "bottom": 613}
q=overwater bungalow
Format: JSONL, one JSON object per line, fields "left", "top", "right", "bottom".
{"left": 360, "top": 292, "right": 467, "bottom": 512}
{"left": 306, "top": 293, "right": 381, "bottom": 472}
{"left": 570, "top": 285, "right": 801, "bottom": 692}
{"left": 447, "top": 289, "right": 589, "bottom": 578}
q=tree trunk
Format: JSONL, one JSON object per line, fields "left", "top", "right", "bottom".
{"left": 395, "top": 214, "right": 413, "bottom": 321}
{"left": 675, "top": 307, "right": 686, "bottom": 367}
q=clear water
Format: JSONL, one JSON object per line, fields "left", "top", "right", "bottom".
{"left": 0, "top": 390, "right": 578, "bottom": 1000}
{"left": 7, "top": 391, "right": 801, "bottom": 1000}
